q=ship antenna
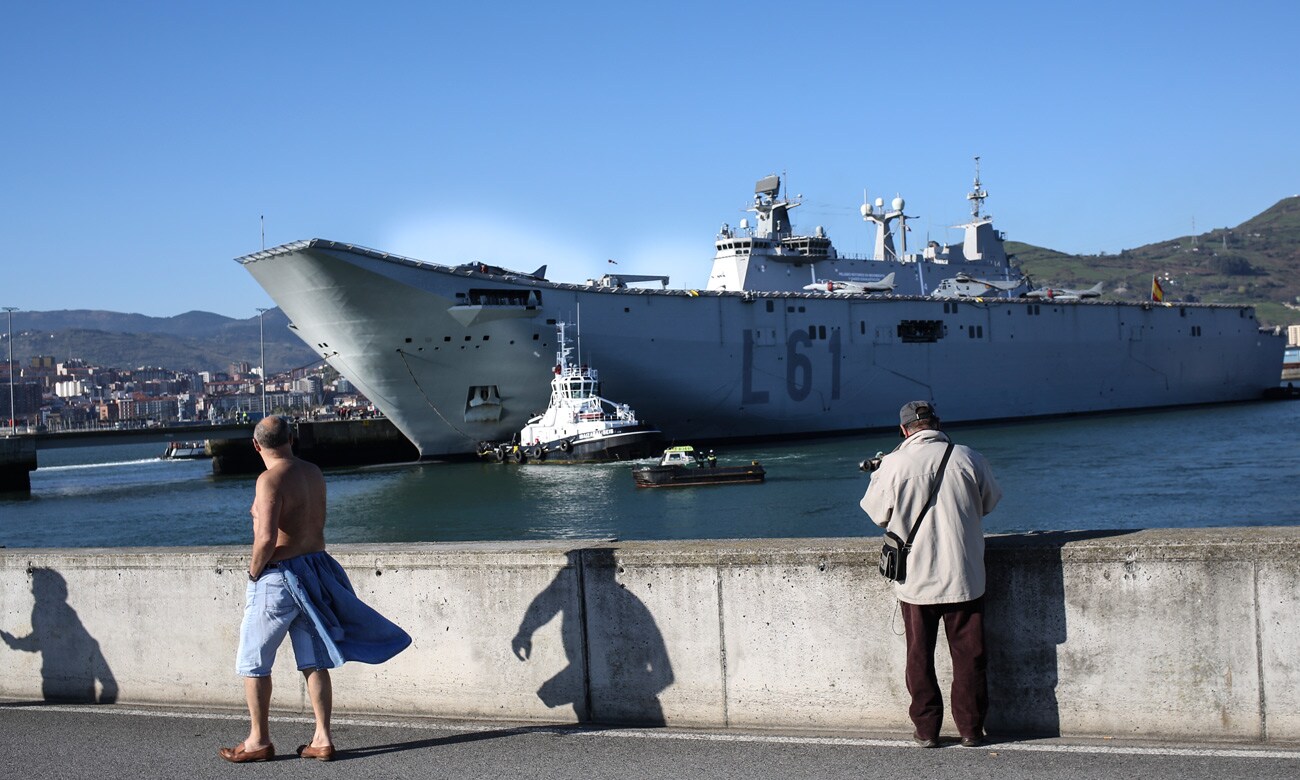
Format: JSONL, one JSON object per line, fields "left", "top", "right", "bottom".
{"left": 555, "top": 321, "right": 566, "bottom": 368}
{"left": 967, "top": 155, "right": 988, "bottom": 220}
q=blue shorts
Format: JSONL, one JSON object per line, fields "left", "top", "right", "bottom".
{"left": 235, "top": 568, "right": 328, "bottom": 676}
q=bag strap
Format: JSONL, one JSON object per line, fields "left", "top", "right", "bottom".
{"left": 901, "top": 441, "right": 955, "bottom": 549}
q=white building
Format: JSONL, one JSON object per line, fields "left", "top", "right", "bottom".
{"left": 54, "top": 379, "right": 91, "bottom": 399}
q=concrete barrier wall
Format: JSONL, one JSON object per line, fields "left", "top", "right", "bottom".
{"left": 1, "top": 528, "right": 1297, "bottom": 742}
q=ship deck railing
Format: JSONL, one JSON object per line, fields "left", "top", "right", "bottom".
{"left": 243, "top": 240, "right": 1271, "bottom": 313}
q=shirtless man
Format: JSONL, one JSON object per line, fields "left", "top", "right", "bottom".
{"left": 220, "top": 415, "right": 335, "bottom": 763}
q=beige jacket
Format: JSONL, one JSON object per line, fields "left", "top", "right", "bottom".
{"left": 860, "top": 429, "right": 1001, "bottom": 605}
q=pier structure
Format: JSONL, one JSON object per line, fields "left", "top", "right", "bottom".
{"left": 208, "top": 417, "right": 418, "bottom": 474}
{"left": 2, "top": 528, "right": 1297, "bottom": 743}
{"left": 0, "top": 418, "right": 417, "bottom": 494}
{"left": 0, "top": 436, "right": 36, "bottom": 492}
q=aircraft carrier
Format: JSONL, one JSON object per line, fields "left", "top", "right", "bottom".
{"left": 237, "top": 170, "right": 1286, "bottom": 458}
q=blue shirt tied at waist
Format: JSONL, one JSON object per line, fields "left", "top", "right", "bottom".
{"left": 277, "top": 551, "right": 411, "bottom": 668}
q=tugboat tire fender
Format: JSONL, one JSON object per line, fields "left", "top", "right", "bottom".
{"left": 557, "top": 440, "right": 571, "bottom": 453}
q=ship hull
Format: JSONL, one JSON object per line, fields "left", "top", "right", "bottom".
{"left": 240, "top": 240, "right": 1287, "bottom": 459}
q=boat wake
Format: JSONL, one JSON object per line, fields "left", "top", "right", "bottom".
{"left": 42, "top": 458, "right": 181, "bottom": 472}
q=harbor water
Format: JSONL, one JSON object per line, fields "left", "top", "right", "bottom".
{"left": 2, "top": 401, "right": 1298, "bottom": 549}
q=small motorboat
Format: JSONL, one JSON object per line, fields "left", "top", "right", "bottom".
{"left": 162, "top": 441, "right": 208, "bottom": 459}
{"left": 477, "top": 321, "right": 662, "bottom": 464}
{"left": 631, "top": 446, "right": 765, "bottom": 488}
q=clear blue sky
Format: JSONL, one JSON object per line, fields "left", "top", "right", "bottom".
{"left": 3, "top": 0, "right": 1297, "bottom": 319}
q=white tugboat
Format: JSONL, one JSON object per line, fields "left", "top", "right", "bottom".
{"left": 161, "top": 441, "right": 208, "bottom": 460}
{"left": 477, "top": 321, "right": 662, "bottom": 464}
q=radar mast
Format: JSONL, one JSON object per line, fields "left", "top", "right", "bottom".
{"left": 967, "top": 155, "right": 988, "bottom": 220}
{"left": 748, "top": 174, "right": 800, "bottom": 239}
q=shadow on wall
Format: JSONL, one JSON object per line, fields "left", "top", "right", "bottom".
{"left": 985, "top": 530, "right": 1134, "bottom": 737}
{"left": 0, "top": 567, "right": 118, "bottom": 703}
{"left": 511, "top": 548, "right": 673, "bottom": 726}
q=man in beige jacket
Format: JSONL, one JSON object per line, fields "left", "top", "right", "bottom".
{"left": 861, "top": 401, "right": 1001, "bottom": 748}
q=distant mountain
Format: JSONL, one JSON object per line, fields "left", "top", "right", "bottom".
{"left": 14, "top": 309, "right": 239, "bottom": 338}
{"left": 4, "top": 308, "right": 320, "bottom": 374}
{"left": 1008, "top": 195, "right": 1300, "bottom": 326}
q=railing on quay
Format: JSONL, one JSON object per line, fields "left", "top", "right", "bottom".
{"left": 10, "top": 422, "right": 256, "bottom": 451}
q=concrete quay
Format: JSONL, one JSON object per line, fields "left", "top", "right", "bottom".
{"left": 2, "top": 529, "right": 1298, "bottom": 745}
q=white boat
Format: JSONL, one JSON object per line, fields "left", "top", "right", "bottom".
{"left": 477, "top": 322, "right": 662, "bottom": 463}
{"left": 1283, "top": 345, "right": 1300, "bottom": 382}
{"left": 237, "top": 167, "right": 1286, "bottom": 459}
{"left": 162, "top": 441, "right": 207, "bottom": 459}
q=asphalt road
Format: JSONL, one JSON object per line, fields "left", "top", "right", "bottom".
{"left": 3, "top": 702, "right": 1299, "bottom": 780}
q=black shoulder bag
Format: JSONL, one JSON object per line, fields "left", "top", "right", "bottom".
{"left": 879, "top": 441, "right": 955, "bottom": 583}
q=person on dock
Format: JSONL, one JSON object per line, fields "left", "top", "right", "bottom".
{"left": 859, "top": 401, "right": 1001, "bottom": 749}
{"left": 220, "top": 415, "right": 411, "bottom": 764}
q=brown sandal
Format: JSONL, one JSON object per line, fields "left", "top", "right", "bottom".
{"left": 219, "top": 742, "right": 275, "bottom": 763}
{"left": 296, "top": 744, "right": 336, "bottom": 761}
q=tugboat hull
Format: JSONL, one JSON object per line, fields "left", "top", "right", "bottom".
{"left": 535, "top": 428, "right": 664, "bottom": 464}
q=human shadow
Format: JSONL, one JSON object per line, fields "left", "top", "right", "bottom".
{"left": 983, "top": 529, "right": 1135, "bottom": 737}
{"left": 511, "top": 548, "right": 673, "bottom": 726}
{"left": 330, "top": 726, "right": 540, "bottom": 761}
{"left": 0, "top": 567, "right": 118, "bottom": 703}
{"left": 335, "top": 723, "right": 620, "bottom": 761}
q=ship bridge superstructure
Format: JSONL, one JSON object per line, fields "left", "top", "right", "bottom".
{"left": 708, "top": 174, "right": 836, "bottom": 293}
{"left": 706, "top": 164, "right": 1026, "bottom": 297}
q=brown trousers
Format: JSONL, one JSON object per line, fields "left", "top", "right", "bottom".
{"left": 900, "top": 597, "right": 987, "bottom": 741}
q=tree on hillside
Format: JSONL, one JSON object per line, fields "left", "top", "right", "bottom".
{"left": 1209, "top": 255, "right": 1257, "bottom": 276}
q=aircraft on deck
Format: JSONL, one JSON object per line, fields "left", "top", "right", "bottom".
{"left": 1022, "top": 282, "right": 1104, "bottom": 301}
{"left": 931, "top": 272, "right": 1027, "bottom": 299}
{"left": 802, "top": 273, "right": 896, "bottom": 294}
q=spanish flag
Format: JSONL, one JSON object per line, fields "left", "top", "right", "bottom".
{"left": 1151, "top": 275, "right": 1165, "bottom": 302}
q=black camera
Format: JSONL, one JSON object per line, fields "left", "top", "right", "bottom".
{"left": 859, "top": 452, "right": 884, "bottom": 472}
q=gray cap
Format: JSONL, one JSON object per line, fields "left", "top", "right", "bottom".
{"left": 899, "top": 400, "right": 939, "bottom": 427}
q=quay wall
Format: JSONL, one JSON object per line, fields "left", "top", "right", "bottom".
{"left": 1, "top": 529, "right": 1297, "bottom": 742}
{"left": 210, "top": 417, "right": 418, "bottom": 474}
{"left": 0, "top": 437, "right": 36, "bottom": 492}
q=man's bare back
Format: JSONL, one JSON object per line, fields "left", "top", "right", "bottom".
{"left": 255, "top": 458, "right": 327, "bottom": 561}
{"left": 249, "top": 416, "right": 327, "bottom": 578}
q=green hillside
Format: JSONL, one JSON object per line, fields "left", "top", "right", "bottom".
{"left": 1007, "top": 195, "right": 1300, "bottom": 327}
{"left": 4, "top": 309, "right": 321, "bottom": 374}
{"left": 15, "top": 328, "right": 320, "bottom": 375}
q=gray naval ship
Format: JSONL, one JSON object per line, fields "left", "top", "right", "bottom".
{"left": 238, "top": 169, "right": 1286, "bottom": 459}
